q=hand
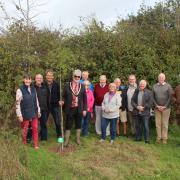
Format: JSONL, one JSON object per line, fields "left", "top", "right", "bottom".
{"left": 104, "top": 108, "right": 110, "bottom": 113}
{"left": 83, "top": 111, "right": 87, "bottom": 117}
{"left": 38, "top": 112, "right": 41, "bottom": 118}
{"left": 17, "top": 116, "right": 23, "bottom": 123}
{"left": 157, "top": 106, "right": 165, "bottom": 112}
{"left": 137, "top": 106, "right": 144, "bottom": 112}
{"left": 59, "top": 101, "right": 64, "bottom": 106}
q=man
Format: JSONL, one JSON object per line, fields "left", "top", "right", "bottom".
{"left": 125, "top": 74, "right": 137, "bottom": 135}
{"left": 152, "top": 73, "right": 173, "bottom": 144}
{"left": 173, "top": 84, "right": 180, "bottom": 126}
{"left": 80, "top": 71, "right": 94, "bottom": 91}
{"left": 34, "top": 74, "right": 49, "bottom": 141}
{"left": 114, "top": 78, "right": 127, "bottom": 136}
{"left": 131, "top": 80, "right": 153, "bottom": 143}
{"left": 94, "top": 75, "right": 110, "bottom": 135}
{"left": 45, "top": 69, "right": 62, "bottom": 140}
{"left": 60, "top": 69, "right": 87, "bottom": 146}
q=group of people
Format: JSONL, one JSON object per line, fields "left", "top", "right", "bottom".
{"left": 16, "top": 69, "right": 179, "bottom": 149}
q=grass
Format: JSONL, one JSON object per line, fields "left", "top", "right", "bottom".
{"left": 22, "top": 122, "right": 180, "bottom": 180}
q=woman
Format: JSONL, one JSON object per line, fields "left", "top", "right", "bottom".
{"left": 100, "top": 83, "right": 121, "bottom": 144}
{"left": 16, "top": 73, "right": 41, "bottom": 149}
{"left": 82, "top": 80, "right": 94, "bottom": 136}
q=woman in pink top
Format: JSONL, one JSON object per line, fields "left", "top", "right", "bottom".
{"left": 82, "top": 80, "right": 94, "bottom": 136}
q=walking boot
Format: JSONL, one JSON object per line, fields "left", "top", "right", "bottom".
{"left": 64, "top": 130, "right": 71, "bottom": 147}
{"left": 76, "top": 129, "right": 81, "bottom": 145}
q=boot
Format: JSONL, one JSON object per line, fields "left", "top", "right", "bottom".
{"left": 76, "top": 129, "right": 81, "bottom": 145}
{"left": 64, "top": 130, "right": 71, "bottom": 147}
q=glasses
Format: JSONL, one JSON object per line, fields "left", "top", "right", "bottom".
{"left": 74, "top": 75, "right": 80, "bottom": 78}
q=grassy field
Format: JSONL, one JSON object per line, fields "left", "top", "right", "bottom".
{"left": 23, "top": 122, "right": 180, "bottom": 180}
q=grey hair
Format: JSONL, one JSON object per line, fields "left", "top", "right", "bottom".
{"left": 114, "top": 78, "right": 121, "bottom": 83}
{"left": 73, "top": 69, "right": 82, "bottom": 77}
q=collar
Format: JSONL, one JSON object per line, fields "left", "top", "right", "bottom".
{"left": 157, "top": 82, "right": 166, "bottom": 85}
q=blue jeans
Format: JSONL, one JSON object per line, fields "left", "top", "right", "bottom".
{"left": 39, "top": 110, "right": 49, "bottom": 140}
{"left": 101, "top": 117, "right": 118, "bottom": 140}
{"left": 48, "top": 107, "right": 61, "bottom": 137}
{"left": 82, "top": 112, "right": 91, "bottom": 136}
{"left": 134, "top": 114, "right": 150, "bottom": 142}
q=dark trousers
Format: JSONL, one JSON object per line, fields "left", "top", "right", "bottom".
{"left": 65, "top": 107, "right": 82, "bottom": 130}
{"left": 48, "top": 106, "right": 62, "bottom": 137}
{"left": 134, "top": 114, "right": 150, "bottom": 142}
{"left": 39, "top": 110, "right": 49, "bottom": 140}
{"left": 101, "top": 117, "right": 118, "bottom": 140}
{"left": 82, "top": 112, "right": 91, "bottom": 136}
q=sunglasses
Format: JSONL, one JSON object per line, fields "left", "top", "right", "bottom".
{"left": 74, "top": 75, "right": 81, "bottom": 78}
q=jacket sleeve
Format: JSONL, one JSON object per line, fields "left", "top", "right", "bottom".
{"left": 131, "top": 90, "right": 138, "bottom": 109}
{"left": 164, "top": 84, "right": 174, "bottom": 108}
{"left": 144, "top": 90, "right": 153, "bottom": 109}
{"left": 16, "top": 89, "right": 23, "bottom": 117}
{"left": 82, "top": 85, "right": 87, "bottom": 111}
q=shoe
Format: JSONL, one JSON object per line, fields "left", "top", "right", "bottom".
{"left": 145, "top": 141, "right": 150, "bottom": 144}
{"left": 110, "top": 140, "right": 114, "bottom": 144}
{"left": 34, "top": 146, "right": 39, "bottom": 149}
{"left": 99, "top": 139, "right": 105, "bottom": 143}
{"left": 162, "top": 139, "right": 167, "bottom": 144}
{"left": 156, "top": 139, "right": 161, "bottom": 144}
{"left": 135, "top": 138, "right": 141, "bottom": 141}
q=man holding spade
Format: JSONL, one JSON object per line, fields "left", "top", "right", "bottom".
{"left": 60, "top": 69, "right": 87, "bottom": 147}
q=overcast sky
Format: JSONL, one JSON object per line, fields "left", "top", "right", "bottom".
{"left": 1, "top": 0, "right": 162, "bottom": 29}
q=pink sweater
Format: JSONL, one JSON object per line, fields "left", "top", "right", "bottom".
{"left": 86, "top": 89, "right": 94, "bottom": 112}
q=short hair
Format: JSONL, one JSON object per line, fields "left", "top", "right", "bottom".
{"left": 139, "top": 80, "right": 147, "bottom": 86}
{"left": 158, "top": 73, "right": 166, "bottom": 79}
{"left": 109, "top": 83, "right": 116, "bottom": 88}
{"left": 46, "top": 69, "right": 54, "bottom": 75}
{"left": 73, "top": 69, "right": 82, "bottom": 77}
{"left": 83, "top": 80, "right": 90, "bottom": 85}
{"left": 114, "top": 78, "right": 121, "bottom": 83}
{"left": 35, "top": 74, "right": 43, "bottom": 79}
{"left": 23, "top": 73, "right": 31, "bottom": 79}
{"left": 99, "top": 75, "right": 106, "bottom": 80}
{"left": 82, "top": 71, "right": 89, "bottom": 75}
{"left": 128, "top": 74, "right": 136, "bottom": 79}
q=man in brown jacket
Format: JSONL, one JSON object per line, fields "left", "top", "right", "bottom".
{"left": 174, "top": 84, "right": 180, "bottom": 125}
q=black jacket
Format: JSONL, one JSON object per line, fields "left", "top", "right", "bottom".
{"left": 45, "top": 81, "right": 60, "bottom": 108}
{"left": 117, "top": 86, "right": 127, "bottom": 111}
{"left": 62, "top": 82, "right": 87, "bottom": 114}
{"left": 131, "top": 88, "right": 153, "bottom": 116}
{"left": 34, "top": 83, "right": 49, "bottom": 111}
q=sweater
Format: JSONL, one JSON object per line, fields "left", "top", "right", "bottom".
{"left": 102, "top": 92, "right": 122, "bottom": 119}
{"left": 152, "top": 82, "right": 173, "bottom": 108}
{"left": 94, "top": 83, "right": 109, "bottom": 106}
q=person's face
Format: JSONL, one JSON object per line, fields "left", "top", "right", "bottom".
{"left": 109, "top": 84, "right": 116, "bottom": 92}
{"left": 158, "top": 75, "right": 165, "bottom": 84}
{"left": 46, "top": 72, "right": 54, "bottom": 83}
{"left": 129, "top": 76, "right": 136, "bottom": 86}
{"left": 84, "top": 83, "right": 90, "bottom": 90}
{"left": 100, "top": 77, "right": 106, "bottom": 85}
{"left": 23, "top": 78, "right": 32, "bottom": 86}
{"left": 35, "top": 75, "right": 43, "bottom": 85}
{"left": 114, "top": 80, "right": 121, "bottom": 88}
{"left": 139, "top": 81, "right": 146, "bottom": 90}
{"left": 82, "top": 72, "right": 88, "bottom": 80}
{"left": 73, "top": 74, "right": 81, "bottom": 83}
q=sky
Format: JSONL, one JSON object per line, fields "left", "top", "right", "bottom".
{"left": 1, "top": 0, "right": 163, "bottom": 29}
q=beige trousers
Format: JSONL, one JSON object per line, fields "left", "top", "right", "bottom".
{"left": 155, "top": 108, "right": 171, "bottom": 140}
{"left": 95, "top": 105, "right": 110, "bottom": 135}
{"left": 127, "top": 111, "right": 136, "bottom": 135}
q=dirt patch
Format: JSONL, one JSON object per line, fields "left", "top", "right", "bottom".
{"left": 48, "top": 144, "right": 77, "bottom": 155}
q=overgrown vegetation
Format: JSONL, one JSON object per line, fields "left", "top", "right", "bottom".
{"left": 0, "top": 0, "right": 180, "bottom": 179}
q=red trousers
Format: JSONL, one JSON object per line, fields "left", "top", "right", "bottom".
{"left": 21, "top": 118, "right": 38, "bottom": 147}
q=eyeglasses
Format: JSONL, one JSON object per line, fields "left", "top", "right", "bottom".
{"left": 74, "top": 75, "right": 80, "bottom": 78}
